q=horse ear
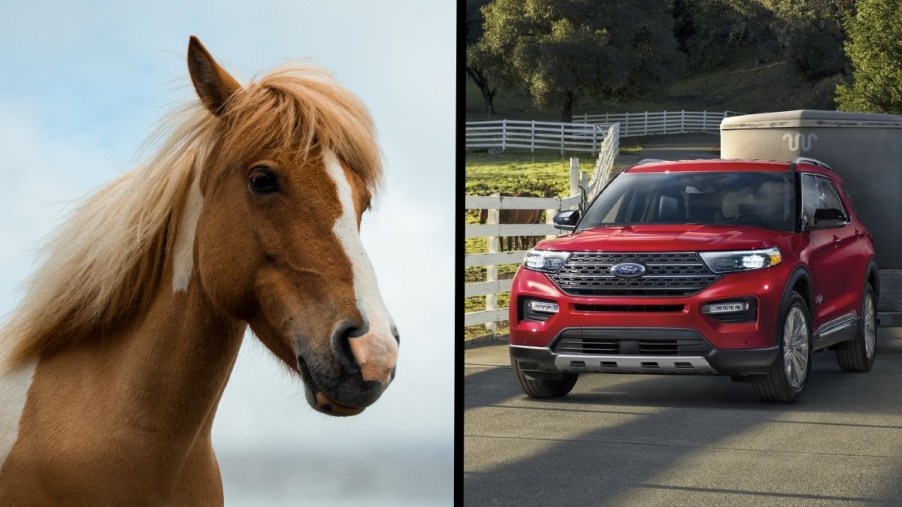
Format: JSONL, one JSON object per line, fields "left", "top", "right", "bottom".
{"left": 187, "top": 36, "right": 241, "bottom": 116}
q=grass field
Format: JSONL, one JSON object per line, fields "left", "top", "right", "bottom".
{"left": 465, "top": 151, "right": 579, "bottom": 197}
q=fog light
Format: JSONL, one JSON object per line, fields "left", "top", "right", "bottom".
{"left": 527, "top": 300, "right": 559, "bottom": 314}
{"left": 702, "top": 301, "right": 749, "bottom": 314}
{"left": 522, "top": 299, "right": 559, "bottom": 323}
{"left": 701, "top": 298, "right": 758, "bottom": 323}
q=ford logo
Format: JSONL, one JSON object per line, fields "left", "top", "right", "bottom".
{"left": 610, "top": 262, "right": 646, "bottom": 278}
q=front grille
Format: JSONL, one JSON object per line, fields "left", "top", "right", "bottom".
{"left": 551, "top": 328, "right": 713, "bottom": 357}
{"left": 555, "top": 336, "right": 619, "bottom": 354}
{"left": 550, "top": 252, "right": 720, "bottom": 296}
{"left": 574, "top": 304, "right": 685, "bottom": 313}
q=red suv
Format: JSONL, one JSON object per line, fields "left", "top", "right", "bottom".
{"left": 509, "top": 158, "right": 878, "bottom": 402}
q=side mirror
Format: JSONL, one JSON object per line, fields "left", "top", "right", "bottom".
{"left": 812, "top": 207, "right": 846, "bottom": 227}
{"left": 553, "top": 209, "right": 580, "bottom": 231}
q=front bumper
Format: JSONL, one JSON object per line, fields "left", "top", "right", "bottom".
{"left": 509, "top": 262, "right": 792, "bottom": 377}
{"left": 511, "top": 338, "right": 779, "bottom": 378}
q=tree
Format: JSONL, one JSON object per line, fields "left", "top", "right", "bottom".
{"left": 474, "top": 0, "right": 685, "bottom": 122}
{"left": 679, "top": 0, "right": 779, "bottom": 70}
{"left": 671, "top": 0, "right": 696, "bottom": 57}
{"left": 466, "top": 0, "right": 498, "bottom": 115}
{"left": 762, "top": 0, "right": 852, "bottom": 81}
{"left": 836, "top": 0, "right": 902, "bottom": 113}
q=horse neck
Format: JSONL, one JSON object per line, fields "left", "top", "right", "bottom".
{"left": 45, "top": 272, "right": 246, "bottom": 444}
{"left": 108, "top": 276, "right": 246, "bottom": 438}
{"left": 0, "top": 276, "right": 246, "bottom": 503}
{"left": 77, "top": 169, "right": 247, "bottom": 446}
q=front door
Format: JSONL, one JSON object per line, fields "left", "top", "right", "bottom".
{"left": 800, "top": 173, "right": 848, "bottom": 332}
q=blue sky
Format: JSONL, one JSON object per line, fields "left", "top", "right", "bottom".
{"left": 0, "top": 1, "right": 455, "bottom": 504}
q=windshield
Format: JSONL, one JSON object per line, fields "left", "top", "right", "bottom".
{"left": 578, "top": 171, "right": 796, "bottom": 232}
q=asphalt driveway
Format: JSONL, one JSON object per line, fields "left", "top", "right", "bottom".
{"left": 465, "top": 328, "right": 902, "bottom": 506}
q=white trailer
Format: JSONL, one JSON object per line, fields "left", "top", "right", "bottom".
{"left": 721, "top": 110, "right": 902, "bottom": 326}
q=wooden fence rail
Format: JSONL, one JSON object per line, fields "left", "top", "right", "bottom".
{"left": 464, "top": 111, "right": 738, "bottom": 155}
{"left": 574, "top": 110, "right": 741, "bottom": 138}
{"left": 465, "top": 120, "right": 606, "bottom": 155}
{"left": 463, "top": 194, "right": 579, "bottom": 330}
{"left": 463, "top": 124, "right": 619, "bottom": 335}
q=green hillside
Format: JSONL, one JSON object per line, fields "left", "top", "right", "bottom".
{"left": 466, "top": 57, "right": 840, "bottom": 121}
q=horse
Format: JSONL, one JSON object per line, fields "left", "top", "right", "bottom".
{"left": 478, "top": 191, "right": 544, "bottom": 251}
{"left": 0, "top": 36, "right": 399, "bottom": 505}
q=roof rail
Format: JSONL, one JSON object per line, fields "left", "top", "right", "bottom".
{"left": 791, "top": 157, "right": 833, "bottom": 171}
{"left": 636, "top": 158, "right": 666, "bottom": 165}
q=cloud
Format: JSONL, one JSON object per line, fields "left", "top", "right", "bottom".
{"left": 0, "top": 100, "right": 125, "bottom": 313}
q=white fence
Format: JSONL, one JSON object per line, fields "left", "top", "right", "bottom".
{"left": 464, "top": 124, "right": 619, "bottom": 335}
{"left": 465, "top": 111, "right": 736, "bottom": 154}
{"left": 465, "top": 120, "right": 607, "bottom": 155}
{"left": 464, "top": 193, "right": 579, "bottom": 330}
{"left": 583, "top": 123, "right": 619, "bottom": 200}
{"left": 574, "top": 110, "right": 741, "bottom": 138}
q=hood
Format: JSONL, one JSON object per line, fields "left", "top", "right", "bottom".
{"left": 538, "top": 224, "right": 790, "bottom": 252}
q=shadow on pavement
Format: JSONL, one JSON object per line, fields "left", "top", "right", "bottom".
{"left": 465, "top": 335, "right": 902, "bottom": 505}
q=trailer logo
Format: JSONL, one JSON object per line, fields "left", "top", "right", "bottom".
{"left": 783, "top": 132, "right": 818, "bottom": 152}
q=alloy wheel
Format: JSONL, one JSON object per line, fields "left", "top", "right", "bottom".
{"left": 783, "top": 306, "right": 810, "bottom": 390}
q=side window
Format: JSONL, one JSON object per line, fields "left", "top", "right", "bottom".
{"left": 816, "top": 176, "right": 847, "bottom": 218}
{"left": 800, "top": 174, "right": 823, "bottom": 225}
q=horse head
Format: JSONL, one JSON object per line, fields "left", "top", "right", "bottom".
{"left": 185, "top": 37, "right": 398, "bottom": 416}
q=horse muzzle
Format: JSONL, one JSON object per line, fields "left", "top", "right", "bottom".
{"left": 297, "top": 326, "right": 398, "bottom": 417}
{"left": 303, "top": 379, "right": 391, "bottom": 417}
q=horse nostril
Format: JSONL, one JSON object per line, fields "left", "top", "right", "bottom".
{"left": 331, "top": 323, "right": 360, "bottom": 371}
{"left": 334, "top": 320, "right": 397, "bottom": 386}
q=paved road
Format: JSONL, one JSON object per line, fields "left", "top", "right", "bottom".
{"left": 465, "top": 328, "right": 902, "bottom": 506}
{"left": 616, "top": 133, "right": 721, "bottom": 168}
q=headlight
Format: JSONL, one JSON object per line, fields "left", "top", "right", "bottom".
{"left": 524, "top": 249, "right": 571, "bottom": 273}
{"left": 699, "top": 247, "right": 782, "bottom": 273}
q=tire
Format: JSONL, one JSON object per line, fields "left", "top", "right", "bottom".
{"left": 835, "top": 284, "right": 877, "bottom": 372}
{"left": 753, "top": 291, "right": 812, "bottom": 402}
{"left": 510, "top": 357, "right": 577, "bottom": 398}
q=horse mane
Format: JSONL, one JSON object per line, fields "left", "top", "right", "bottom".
{"left": 2, "top": 62, "right": 382, "bottom": 366}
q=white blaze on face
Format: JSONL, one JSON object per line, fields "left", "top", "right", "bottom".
{"left": 172, "top": 176, "right": 204, "bottom": 293}
{"left": 323, "top": 151, "right": 398, "bottom": 386}
{"left": 0, "top": 353, "right": 37, "bottom": 472}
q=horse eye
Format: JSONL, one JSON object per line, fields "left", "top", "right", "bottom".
{"left": 248, "top": 166, "right": 279, "bottom": 194}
